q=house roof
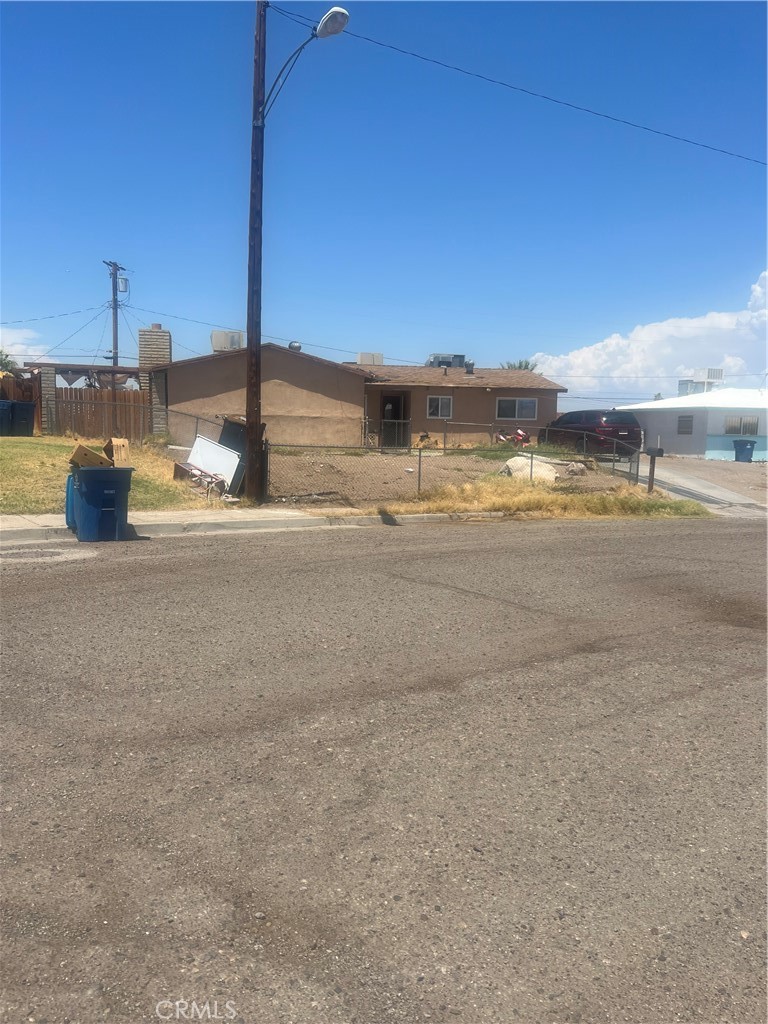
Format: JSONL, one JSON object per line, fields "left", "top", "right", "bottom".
{"left": 152, "top": 343, "right": 370, "bottom": 376}
{"left": 357, "top": 364, "right": 567, "bottom": 391}
{"left": 618, "top": 388, "right": 768, "bottom": 412}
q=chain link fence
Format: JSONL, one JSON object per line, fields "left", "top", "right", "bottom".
{"left": 267, "top": 442, "right": 641, "bottom": 506}
{"left": 166, "top": 409, "right": 223, "bottom": 448}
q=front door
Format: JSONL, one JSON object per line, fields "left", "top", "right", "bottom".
{"left": 381, "top": 393, "right": 409, "bottom": 447}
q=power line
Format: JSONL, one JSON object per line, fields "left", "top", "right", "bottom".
{"left": 126, "top": 304, "right": 422, "bottom": 362}
{"left": 91, "top": 309, "right": 111, "bottom": 367}
{"left": 123, "top": 304, "right": 765, "bottom": 380}
{"left": 118, "top": 308, "right": 140, "bottom": 352}
{"left": 1, "top": 305, "right": 106, "bottom": 326}
{"left": 537, "top": 371, "right": 766, "bottom": 379}
{"left": 270, "top": 5, "right": 766, "bottom": 166}
{"left": 126, "top": 304, "right": 242, "bottom": 334}
{"left": 25, "top": 305, "right": 111, "bottom": 361}
{"left": 121, "top": 305, "right": 203, "bottom": 355}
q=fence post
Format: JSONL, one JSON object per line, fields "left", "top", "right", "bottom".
{"left": 611, "top": 439, "right": 617, "bottom": 476}
{"left": 443, "top": 422, "right": 448, "bottom": 450}
{"left": 529, "top": 451, "right": 534, "bottom": 481}
{"left": 417, "top": 447, "right": 422, "bottom": 495}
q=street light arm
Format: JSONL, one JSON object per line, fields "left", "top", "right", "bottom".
{"left": 264, "top": 32, "right": 316, "bottom": 114}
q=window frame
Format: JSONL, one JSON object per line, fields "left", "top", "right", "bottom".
{"left": 427, "top": 395, "right": 453, "bottom": 420}
{"left": 741, "top": 416, "right": 759, "bottom": 436}
{"left": 677, "top": 415, "right": 694, "bottom": 436}
{"left": 724, "top": 415, "right": 759, "bottom": 436}
{"left": 496, "top": 397, "right": 538, "bottom": 421}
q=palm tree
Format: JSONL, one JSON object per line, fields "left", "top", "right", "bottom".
{"left": 501, "top": 358, "right": 538, "bottom": 372}
{"left": 0, "top": 350, "right": 18, "bottom": 372}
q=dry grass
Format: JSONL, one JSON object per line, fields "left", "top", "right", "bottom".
{"left": 364, "top": 477, "right": 710, "bottom": 519}
{"left": 0, "top": 436, "right": 209, "bottom": 515}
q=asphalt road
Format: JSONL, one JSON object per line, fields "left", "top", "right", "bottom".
{"left": 2, "top": 520, "right": 766, "bottom": 1024}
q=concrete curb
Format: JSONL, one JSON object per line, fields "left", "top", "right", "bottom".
{"left": 0, "top": 510, "right": 507, "bottom": 545}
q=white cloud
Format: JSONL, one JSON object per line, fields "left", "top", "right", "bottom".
{"left": 748, "top": 270, "right": 767, "bottom": 314}
{"left": 533, "top": 272, "right": 767, "bottom": 400}
{"left": 0, "top": 327, "right": 46, "bottom": 362}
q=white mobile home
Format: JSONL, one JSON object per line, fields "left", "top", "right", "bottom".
{"left": 618, "top": 388, "right": 767, "bottom": 460}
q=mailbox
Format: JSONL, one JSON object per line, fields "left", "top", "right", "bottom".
{"left": 645, "top": 447, "right": 664, "bottom": 458}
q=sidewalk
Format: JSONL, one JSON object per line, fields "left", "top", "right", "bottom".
{"left": 0, "top": 507, "right": 506, "bottom": 544}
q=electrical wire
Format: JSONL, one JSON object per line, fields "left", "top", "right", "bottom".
{"left": 270, "top": 5, "right": 766, "bottom": 166}
{"left": 1, "top": 305, "right": 106, "bottom": 326}
{"left": 125, "top": 304, "right": 242, "bottom": 333}
{"left": 533, "top": 371, "right": 766, "bottom": 379}
{"left": 26, "top": 305, "right": 112, "bottom": 362}
{"left": 118, "top": 308, "right": 140, "bottom": 354}
{"left": 91, "top": 309, "right": 111, "bottom": 367}
{"left": 265, "top": 33, "right": 315, "bottom": 117}
{"left": 121, "top": 306, "right": 206, "bottom": 356}
{"left": 122, "top": 303, "right": 766, "bottom": 381}
{"left": 265, "top": 45, "right": 308, "bottom": 117}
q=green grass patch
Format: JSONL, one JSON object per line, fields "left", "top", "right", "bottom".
{"left": 0, "top": 436, "right": 209, "bottom": 515}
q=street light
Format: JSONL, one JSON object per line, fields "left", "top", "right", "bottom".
{"left": 244, "top": 3, "right": 349, "bottom": 502}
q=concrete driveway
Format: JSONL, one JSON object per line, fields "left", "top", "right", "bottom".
{"left": 1, "top": 521, "right": 765, "bottom": 1024}
{"left": 637, "top": 456, "right": 766, "bottom": 517}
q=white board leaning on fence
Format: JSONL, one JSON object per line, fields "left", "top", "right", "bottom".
{"left": 187, "top": 435, "right": 241, "bottom": 489}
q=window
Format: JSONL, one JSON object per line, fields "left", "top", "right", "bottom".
{"left": 742, "top": 416, "right": 759, "bottom": 435}
{"left": 725, "top": 415, "right": 759, "bottom": 435}
{"left": 496, "top": 397, "right": 538, "bottom": 420}
{"left": 427, "top": 396, "right": 452, "bottom": 419}
{"left": 677, "top": 415, "right": 694, "bottom": 435}
{"left": 603, "top": 412, "right": 640, "bottom": 426}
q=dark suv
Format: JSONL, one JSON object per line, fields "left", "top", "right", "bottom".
{"left": 538, "top": 410, "right": 643, "bottom": 454}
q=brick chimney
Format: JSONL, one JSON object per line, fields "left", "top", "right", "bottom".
{"left": 138, "top": 323, "right": 172, "bottom": 436}
{"left": 138, "top": 323, "right": 172, "bottom": 368}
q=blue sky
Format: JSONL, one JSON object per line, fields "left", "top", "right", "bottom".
{"left": 1, "top": 1, "right": 766, "bottom": 405}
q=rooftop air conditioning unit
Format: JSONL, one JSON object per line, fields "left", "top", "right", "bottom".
{"left": 211, "top": 331, "right": 245, "bottom": 352}
{"left": 426, "top": 353, "right": 465, "bottom": 368}
{"left": 357, "top": 352, "right": 384, "bottom": 364}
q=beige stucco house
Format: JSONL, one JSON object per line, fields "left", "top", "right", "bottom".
{"left": 359, "top": 363, "right": 566, "bottom": 447}
{"left": 151, "top": 344, "right": 566, "bottom": 448}
{"left": 153, "top": 344, "right": 368, "bottom": 447}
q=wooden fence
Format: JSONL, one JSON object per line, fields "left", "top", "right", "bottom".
{"left": 50, "top": 388, "right": 150, "bottom": 442}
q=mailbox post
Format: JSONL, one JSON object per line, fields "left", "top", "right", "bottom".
{"left": 645, "top": 446, "right": 664, "bottom": 493}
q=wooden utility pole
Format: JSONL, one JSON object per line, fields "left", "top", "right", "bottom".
{"left": 103, "top": 260, "right": 125, "bottom": 434}
{"left": 244, "top": 1, "right": 267, "bottom": 502}
{"left": 103, "top": 261, "right": 124, "bottom": 367}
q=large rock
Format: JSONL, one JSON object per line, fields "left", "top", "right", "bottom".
{"left": 499, "top": 457, "right": 560, "bottom": 482}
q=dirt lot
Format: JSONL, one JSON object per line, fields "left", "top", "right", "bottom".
{"left": 267, "top": 449, "right": 631, "bottom": 505}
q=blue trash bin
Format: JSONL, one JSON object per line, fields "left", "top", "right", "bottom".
{"left": 11, "top": 401, "right": 36, "bottom": 436}
{"left": 0, "top": 400, "right": 12, "bottom": 436}
{"left": 71, "top": 466, "right": 134, "bottom": 542}
{"left": 733, "top": 439, "right": 756, "bottom": 463}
